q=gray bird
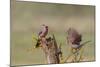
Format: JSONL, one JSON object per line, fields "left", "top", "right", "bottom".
{"left": 67, "top": 28, "right": 82, "bottom": 49}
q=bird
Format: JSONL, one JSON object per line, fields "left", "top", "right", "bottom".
{"left": 66, "top": 28, "right": 82, "bottom": 49}
{"left": 35, "top": 24, "right": 48, "bottom": 48}
{"left": 38, "top": 24, "right": 48, "bottom": 39}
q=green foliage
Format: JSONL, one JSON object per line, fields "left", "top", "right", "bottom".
{"left": 32, "top": 33, "right": 40, "bottom": 48}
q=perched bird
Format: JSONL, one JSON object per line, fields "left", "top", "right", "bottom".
{"left": 38, "top": 24, "right": 48, "bottom": 39}
{"left": 66, "top": 28, "right": 82, "bottom": 49}
{"left": 35, "top": 24, "right": 48, "bottom": 48}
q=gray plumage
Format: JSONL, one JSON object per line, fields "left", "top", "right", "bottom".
{"left": 67, "top": 28, "right": 82, "bottom": 48}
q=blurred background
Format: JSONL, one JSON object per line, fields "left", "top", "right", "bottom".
{"left": 11, "top": 0, "right": 95, "bottom": 66}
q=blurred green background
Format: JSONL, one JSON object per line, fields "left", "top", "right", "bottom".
{"left": 11, "top": 0, "right": 95, "bottom": 66}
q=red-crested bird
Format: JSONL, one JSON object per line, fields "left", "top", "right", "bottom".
{"left": 67, "top": 28, "right": 82, "bottom": 49}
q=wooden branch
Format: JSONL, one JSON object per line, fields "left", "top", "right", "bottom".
{"left": 40, "top": 34, "right": 61, "bottom": 64}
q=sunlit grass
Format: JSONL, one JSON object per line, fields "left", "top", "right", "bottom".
{"left": 11, "top": 31, "right": 95, "bottom": 65}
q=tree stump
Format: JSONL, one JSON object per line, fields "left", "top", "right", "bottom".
{"left": 40, "top": 34, "right": 61, "bottom": 64}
